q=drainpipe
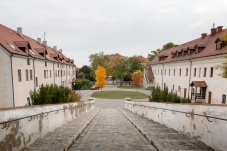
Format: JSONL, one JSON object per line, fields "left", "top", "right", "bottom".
{"left": 162, "top": 63, "right": 164, "bottom": 90}
{"left": 66, "top": 65, "right": 68, "bottom": 87}
{"left": 188, "top": 59, "right": 192, "bottom": 98}
{"left": 33, "top": 58, "right": 36, "bottom": 92}
{"left": 10, "top": 54, "right": 15, "bottom": 107}
{"left": 61, "top": 63, "right": 62, "bottom": 86}
{"left": 53, "top": 63, "right": 55, "bottom": 85}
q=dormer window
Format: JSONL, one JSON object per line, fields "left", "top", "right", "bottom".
{"left": 216, "top": 43, "right": 222, "bottom": 50}
{"left": 187, "top": 48, "right": 190, "bottom": 55}
{"left": 176, "top": 51, "right": 179, "bottom": 57}
{"left": 195, "top": 47, "right": 199, "bottom": 54}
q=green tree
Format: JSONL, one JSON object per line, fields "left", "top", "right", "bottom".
{"left": 78, "top": 72, "right": 85, "bottom": 79}
{"left": 112, "top": 57, "right": 129, "bottom": 82}
{"left": 89, "top": 52, "right": 109, "bottom": 75}
{"left": 162, "top": 42, "right": 175, "bottom": 50}
{"left": 79, "top": 65, "right": 94, "bottom": 81}
{"left": 148, "top": 42, "right": 175, "bottom": 61}
{"left": 128, "top": 56, "right": 143, "bottom": 73}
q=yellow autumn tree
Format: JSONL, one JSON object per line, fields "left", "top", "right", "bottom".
{"left": 132, "top": 70, "right": 143, "bottom": 91}
{"left": 95, "top": 66, "right": 106, "bottom": 91}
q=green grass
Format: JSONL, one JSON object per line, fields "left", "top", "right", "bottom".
{"left": 91, "top": 90, "right": 148, "bottom": 99}
{"left": 117, "top": 86, "right": 143, "bottom": 89}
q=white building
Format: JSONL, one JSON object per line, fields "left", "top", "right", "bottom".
{"left": 144, "top": 26, "right": 227, "bottom": 104}
{"left": 0, "top": 24, "right": 76, "bottom": 108}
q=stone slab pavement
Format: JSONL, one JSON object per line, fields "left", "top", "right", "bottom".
{"left": 119, "top": 108, "right": 214, "bottom": 151}
{"left": 68, "top": 109, "right": 156, "bottom": 151}
{"left": 26, "top": 108, "right": 100, "bottom": 151}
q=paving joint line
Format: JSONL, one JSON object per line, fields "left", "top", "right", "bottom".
{"left": 118, "top": 108, "right": 158, "bottom": 151}
{"left": 66, "top": 108, "right": 101, "bottom": 151}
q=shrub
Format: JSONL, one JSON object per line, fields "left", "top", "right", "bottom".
{"left": 150, "top": 86, "right": 191, "bottom": 103}
{"left": 73, "top": 79, "right": 94, "bottom": 90}
{"left": 30, "top": 84, "right": 81, "bottom": 105}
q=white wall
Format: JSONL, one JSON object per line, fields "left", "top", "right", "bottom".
{"left": 12, "top": 56, "right": 34, "bottom": 106}
{"left": 0, "top": 100, "right": 95, "bottom": 151}
{"left": 125, "top": 101, "right": 227, "bottom": 151}
{"left": 151, "top": 55, "right": 227, "bottom": 104}
{"left": 0, "top": 46, "right": 14, "bottom": 107}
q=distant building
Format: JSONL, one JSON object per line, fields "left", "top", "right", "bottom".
{"left": 144, "top": 26, "right": 227, "bottom": 104}
{"left": 0, "top": 24, "right": 76, "bottom": 108}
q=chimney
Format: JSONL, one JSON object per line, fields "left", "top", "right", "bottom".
{"left": 59, "top": 49, "right": 62, "bottom": 53}
{"left": 210, "top": 28, "right": 217, "bottom": 36}
{"left": 217, "top": 26, "right": 223, "bottom": 33}
{"left": 201, "top": 33, "right": 207, "bottom": 39}
{"left": 37, "top": 38, "right": 41, "bottom": 44}
{"left": 42, "top": 41, "right": 47, "bottom": 47}
{"left": 17, "top": 27, "right": 23, "bottom": 37}
{"left": 53, "top": 46, "right": 57, "bottom": 50}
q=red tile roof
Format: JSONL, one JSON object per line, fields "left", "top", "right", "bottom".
{"left": 190, "top": 81, "right": 207, "bottom": 88}
{"left": 0, "top": 24, "right": 75, "bottom": 65}
{"left": 138, "top": 55, "right": 149, "bottom": 63}
{"left": 150, "top": 27, "right": 227, "bottom": 65}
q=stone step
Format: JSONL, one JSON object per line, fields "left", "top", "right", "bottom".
{"left": 119, "top": 108, "right": 214, "bottom": 151}
{"left": 26, "top": 108, "right": 101, "bottom": 151}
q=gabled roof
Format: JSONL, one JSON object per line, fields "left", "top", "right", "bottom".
{"left": 0, "top": 24, "right": 75, "bottom": 65}
{"left": 150, "top": 27, "right": 227, "bottom": 65}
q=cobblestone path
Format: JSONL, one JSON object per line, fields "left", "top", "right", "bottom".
{"left": 28, "top": 108, "right": 213, "bottom": 151}
{"left": 68, "top": 109, "right": 156, "bottom": 151}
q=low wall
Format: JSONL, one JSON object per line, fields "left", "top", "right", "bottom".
{"left": 125, "top": 101, "right": 227, "bottom": 151}
{"left": 0, "top": 100, "right": 95, "bottom": 151}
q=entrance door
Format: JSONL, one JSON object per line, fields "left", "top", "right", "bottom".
{"left": 208, "top": 91, "right": 212, "bottom": 104}
{"left": 184, "top": 88, "right": 187, "bottom": 98}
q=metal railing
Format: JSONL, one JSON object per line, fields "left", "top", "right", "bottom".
{"left": 129, "top": 104, "right": 227, "bottom": 123}
{"left": 0, "top": 103, "right": 94, "bottom": 129}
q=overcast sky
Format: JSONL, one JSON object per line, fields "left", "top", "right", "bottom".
{"left": 1, "top": 0, "right": 227, "bottom": 67}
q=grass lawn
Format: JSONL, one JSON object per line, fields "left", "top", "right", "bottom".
{"left": 91, "top": 90, "right": 148, "bottom": 99}
{"left": 117, "top": 86, "right": 143, "bottom": 89}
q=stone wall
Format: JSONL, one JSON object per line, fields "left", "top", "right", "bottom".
{"left": 125, "top": 101, "right": 227, "bottom": 151}
{"left": 0, "top": 101, "right": 95, "bottom": 151}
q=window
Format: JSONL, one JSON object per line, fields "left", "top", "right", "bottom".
{"left": 169, "top": 69, "right": 170, "bottom": 75}
{"left": 26, "top": 70, "right": 29, "bottom": 81}
{"left": 164, "top": 83, "right": 166, "bottom": 88}
{"left": 27, "top": 58, "right": 30, "bottom": 65}
{"left": 172, "top": 85, "right": 174, "bottom": 90}
{"left": 55, "top": 70, "right": 57, "bottom": 77}
{"left": 216, "top": 43, "right": 221, "bottom": 50}
{"left": 35, "top": 77, "right": 38, "bottom": 87}
{"left": 161, "top": 70, "right": 162, "bottom": 75}
{"left": 44, "top": 70, "right": 46, "bottom": 79}
{"left": 210, "top": 67, "right": 213, "bottom": 77}
{"left": 46, "top": 70, "right": 48, "bottom": 78}
{"left": 18, "top": 70, "right": 22, "bottom": 82}
{"left": 58, "top": 63, "right": 59, "bottom": 68}
{"left": 222, "top": 95, "right": 226, "bottom": 104}
{"left": 50, "top": 70, "right": 52, "bottom": 78}
{"left": 203, "top": 68, "right": 207, "bottom": 77}
{"left": 30, "top": 70, "right": 33, "bottom": 80}
{"left": 158, "top": 70, "right": 159, "bottom": 75}
{"left": 195, "top": 47, "right": 199, "bottom": 54}
{"left": 58, "top": 70, "right": 60, "bottom": 77}
{"left": 173, "top": 69, "right": 175, "bottom": 76}
{"left": 45, "top": 61, "right": 47, "bottom": 67}
{"left": 186, "top": 68, "right": 188, "bottom": 76}
{"left": 194, "top": 68, "right": 196, "bottom": 77}
{"left": 179, "top": 69, "right": 181, "bottom": 76}
{"left": 199, "top": 68, "right": 201, "bottom": 77}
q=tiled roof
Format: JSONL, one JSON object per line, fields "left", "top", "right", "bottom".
{"left": 0, "top": 24, "right": 75, "bottom": 65}
{"left": 190, "top": 81, "right": 207, "bottom": 88}
{"left": 150, "top": 27, "right": 227, "bottom": 65}
{"left": 145, "top": 66, "right": 154, "bottom": 81}
{"left": 138, "top": 55, "right": 149, "bottom": 63}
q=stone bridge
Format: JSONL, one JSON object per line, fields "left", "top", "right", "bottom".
{"left": 1, "top": 86, "right": 226, "bottom": 150}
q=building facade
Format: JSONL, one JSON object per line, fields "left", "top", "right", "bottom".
{"left": 0, "top": 24, "right": 76, "bottom": 108}
{"left": 144, "top": 26, "right": 227, "bottom": 104}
